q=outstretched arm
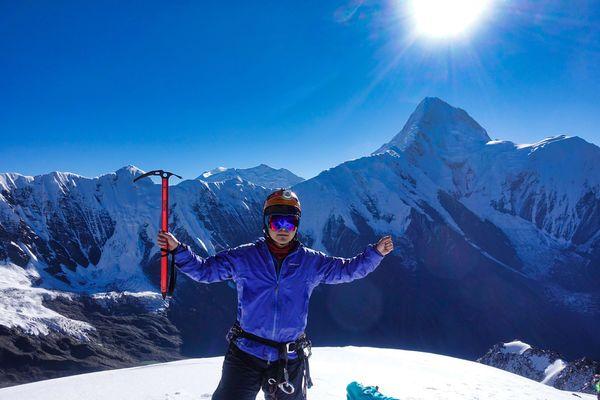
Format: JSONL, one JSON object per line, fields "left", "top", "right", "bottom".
{"left": 157, "top": 231, "right": 235, "bottom": 283}
{"left": 316, "top": 235, "right": 393, "bottom": 284}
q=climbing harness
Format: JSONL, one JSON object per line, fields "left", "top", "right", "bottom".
{"left": 226, "top": 321, "right": 313, "bottom": 398}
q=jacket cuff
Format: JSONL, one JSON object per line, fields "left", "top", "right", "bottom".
{"left": 171, "top": 242, "right": 185, "bottom": 254}
{"left": 171, "top": 243, "right": 189, "bottom": 263}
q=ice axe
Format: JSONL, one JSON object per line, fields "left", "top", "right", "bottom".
{"left": 133, "top": 169, "right": 182, "bottom": 299}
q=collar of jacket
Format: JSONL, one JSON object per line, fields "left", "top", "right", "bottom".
{"left": 266, "top": 234, "right": 298, "bottom": 255}
{"left": 257, "top": 236, "right": 304, "bottom": 260}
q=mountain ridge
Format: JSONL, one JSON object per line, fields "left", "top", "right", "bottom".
{"left": 0, "top": 97, "right": 598, "bottom": 388}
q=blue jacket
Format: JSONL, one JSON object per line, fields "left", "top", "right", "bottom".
{"left": 173, "top": 236, "right": 385, "bottom": 361}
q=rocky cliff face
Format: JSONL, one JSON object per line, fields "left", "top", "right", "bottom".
{"left": 478, "top": 340, "right": 599, "bottom": 394}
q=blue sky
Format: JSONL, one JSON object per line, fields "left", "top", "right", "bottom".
{"left": 1, "top": 1, "right": 599, "bottom": 180}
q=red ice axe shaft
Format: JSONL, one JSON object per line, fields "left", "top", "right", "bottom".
{"left": 133, "top": 169, "right": 182, "bottom": 299}
{"left": 160, "top": 176, "right": 169, "bottom": 295}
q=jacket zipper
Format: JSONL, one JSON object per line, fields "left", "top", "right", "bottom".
{"left": 271, "top": 255, "right": 282, "bottom": 341}
{"left": 265, "top": 240, "right": 302, "bottom": 360}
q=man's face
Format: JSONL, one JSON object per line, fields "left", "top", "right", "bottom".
{"left": 267, "top": 214, "right": 298, "bottom": 246}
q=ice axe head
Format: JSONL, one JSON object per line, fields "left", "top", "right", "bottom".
{"left": 133, "top": 169, "right": 182, "bottom": 183}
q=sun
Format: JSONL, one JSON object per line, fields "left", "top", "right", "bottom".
{"left": 408, "top": 0, "right": 493, "bottom": 39}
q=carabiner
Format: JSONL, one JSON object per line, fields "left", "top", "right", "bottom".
{"left": 279, "top": 381, "right": 295, "bottom": 394}
{"left": 267, "top": 378, "right": 295, "bottom": 395}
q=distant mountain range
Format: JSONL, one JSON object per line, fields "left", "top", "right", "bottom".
{"left": 196, "top": 164, "right": 304, "bottom": 188}
{"left": 0, "top": 97, "right": 598, "bottom": 388}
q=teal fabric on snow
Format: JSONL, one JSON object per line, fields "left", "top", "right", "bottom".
{"left": 346, "top": 381, "right": 399, "bottom": 400}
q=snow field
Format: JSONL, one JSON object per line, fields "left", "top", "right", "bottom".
{"left": 0, "top": 346, "right": 593, "bottom": 400}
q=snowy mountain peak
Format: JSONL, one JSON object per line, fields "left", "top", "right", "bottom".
{"left": 200, "top": 166, "right": 228, "bottom": 179}
{"left": 520, "top": 134, "right": 600, "bottom": 158}
{"left": 372, "top": 97, "right": 490, "bottom": 157}
{"left": 501, "top": 340, "right": 533, "bottom": 355}
{"left": 0, "top": 172, "right": 33, "bottom": 191}
{"left": 196, "top": 164, "right": 304, "bottom": 189}
{"left": 114, "top": 165, "right": 144, "bottom": 177}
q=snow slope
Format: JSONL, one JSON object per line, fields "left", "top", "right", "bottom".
{"left": 0, "top": 346, "right": 593, "bottom": 400}
{"left": 0, "top": 261, "right": 95, "bottom": 340}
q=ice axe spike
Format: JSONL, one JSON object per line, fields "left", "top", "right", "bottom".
{"left": 133, "top": 169, "right": 182, "bottom": 299}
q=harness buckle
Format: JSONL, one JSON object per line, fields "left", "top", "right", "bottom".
{"left": 285, "top": 341, "right": 297, "bottom": 354}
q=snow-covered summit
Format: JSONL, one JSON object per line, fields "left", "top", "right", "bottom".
{"left": 369, "top": 97, "right": 493, "bottom": 189}
{"left": 0, "top": 165, "right": 146, "bottom": 188}
{"left": 0, "top": 173, "right": 34, "bottom": 191}
{"left": 502, "top": 340, "right": 533, "bottom": 355}
{"left": 372, "top": 97, "right": 490, "bottom": 159}
{"left": 199, "top": 166, "right": 228, "bottom": 179}
{"left": 196, "top": 163, "right": 304, "bottom": 189}
{"left": 114, "top": 165, "right": 145, "bottom": 179}
{"left": 0, "top": 346, "right": 593, "bottom": 400}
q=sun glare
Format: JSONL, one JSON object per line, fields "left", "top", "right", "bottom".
{"left": 408, "top": 0, "right": 492, "bottom": 39}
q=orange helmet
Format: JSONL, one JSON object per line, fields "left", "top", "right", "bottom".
{"left": 263, "top": 188, "right": 301, "bottom": 217}
{"left": 263, "top": 188, "right": 301, "bottom": 239}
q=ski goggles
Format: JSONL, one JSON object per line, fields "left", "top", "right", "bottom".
{"left": 267, "top": 214, "right": 299, "bottom": 231}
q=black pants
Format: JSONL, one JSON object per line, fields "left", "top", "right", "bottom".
{"left": 212, "top": 342, "right": 307, "bottom": 400}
